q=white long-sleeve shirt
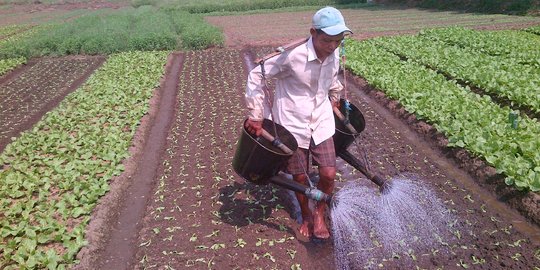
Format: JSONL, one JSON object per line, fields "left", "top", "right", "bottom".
{"left": 245, "top": 37, "right": 342, "bottom": 149}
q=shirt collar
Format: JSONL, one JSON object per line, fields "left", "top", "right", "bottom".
{"left": 307, "top": 37, "right": 319, "bottom": 62}
{"left": 307, "top": 36, "right": 336, "bottom": 64}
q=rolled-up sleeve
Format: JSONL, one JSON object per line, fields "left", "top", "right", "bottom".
{"left": 329, "top": 76, "right": 342, "bottom": 103}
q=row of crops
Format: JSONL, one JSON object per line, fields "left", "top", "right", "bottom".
{"left": 371, "top": 28, "right": 540, "bottom": 112}
{"left": 0, "top": 24, "right": 35, "bottom": 75}
{"left": 0, "top": 51, "right": 169, "bottom": 268}
{"left": 345, "top": 26, "right": 540, "bottom": 192}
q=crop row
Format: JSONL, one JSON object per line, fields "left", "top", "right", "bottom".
{"left": 0, "top": 56, "right": 102, "bottom": 151}
{"left": 0, "top": 25, "right": 42, "bottom": 48}
{"left": 525, "top": 24, "right": 540, "bottom": 35}
{"left": 419, "top": 27, "right": 540, "bottom": 67}
{"left": 0, "top": 57, "right": 25, "bottom": 76}
{"left": 0, "top": 51, "right": 169, "bottom": 269}
{"left": 0, "top": 25, "right": 45, "bottom": 74}
{"left": 370, "top": 33, "right": 540, "bottom": 113}
{"left": 345, "top": 38, "right": 540, "bottom": 192}
{"left": 0, "top": 25, "right": 28, "bottom": 39}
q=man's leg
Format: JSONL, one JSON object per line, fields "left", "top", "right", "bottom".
{"left": 293, "top": 173, "right": 312, "bottom": 238}
{"left": 313, "top": 166, "right": 335, "bottom": 239}
{"left": 310, "top": 137, "right": 336, "bottom": 239}
{"left": 286, "top": 148, "right": 312, "bottom": 238}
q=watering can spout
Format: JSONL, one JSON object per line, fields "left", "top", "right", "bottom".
{"left": 337, "top": 149, "right": 392, "bottom": 194}
{"left": 269, "top": 174, "right": 332, "bottom": 204}
{"left": 305, "top": 187, "right": 333, "bottom": 204}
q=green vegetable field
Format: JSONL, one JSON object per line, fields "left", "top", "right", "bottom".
{"left": 345, "top": 27, "right": 540, "bottom": 192}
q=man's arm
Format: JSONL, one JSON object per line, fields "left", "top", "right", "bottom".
{"left": 329, "top": 76, "right": 343, "bottom": 108}
{"left": 244, "top": 55, "right": 286, "bottom": 136}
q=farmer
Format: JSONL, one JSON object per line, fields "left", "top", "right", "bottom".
{"left": 244, "top": 6, "right": 352, "bottom": 239}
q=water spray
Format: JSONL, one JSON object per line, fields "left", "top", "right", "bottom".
{"left": 329, "top": 103, "right": 457, "bottom": 269}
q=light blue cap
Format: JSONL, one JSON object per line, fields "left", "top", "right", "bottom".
{"left": 312, "top": 6, "right": 352, "bottom": 36}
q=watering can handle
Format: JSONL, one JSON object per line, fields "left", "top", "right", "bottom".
{"left": 333, "top": 106, "right": 358, "bottom": 134}
{"left": 260, "top": 129, "right": 294, "bottom": 155}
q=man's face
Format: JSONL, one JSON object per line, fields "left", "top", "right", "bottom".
{"left": 311, "top": 29, "right": 344, "bottom": 61}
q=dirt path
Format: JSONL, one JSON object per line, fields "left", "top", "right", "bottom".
{"left": 74, "top": 52, "right": 183, "bottom": 269}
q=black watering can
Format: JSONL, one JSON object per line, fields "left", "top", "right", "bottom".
{"left": 232, "top": 99, "right": 391, "bottom": 204}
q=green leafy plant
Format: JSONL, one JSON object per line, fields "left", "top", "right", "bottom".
{"left": 0, "top": 57, "right": 25, "bottom": 75}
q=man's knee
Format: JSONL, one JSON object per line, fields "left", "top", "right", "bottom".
{"left": 293, "top": 173, "right": 309, "bottom": 184}
{"left": 319, "top": 166, "right": 336, "bottom": 180}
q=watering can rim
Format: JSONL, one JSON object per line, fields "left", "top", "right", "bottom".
{"left": 240, "top": 119, "right": 298, "bottom": 157}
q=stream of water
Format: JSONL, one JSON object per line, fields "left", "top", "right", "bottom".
{"left": 330, "top": 174, "right": 458, "bottom": 269}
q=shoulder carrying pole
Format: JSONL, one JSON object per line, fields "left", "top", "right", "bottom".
{"left": 254, "top": 37, "right": 309, "bottom": 65}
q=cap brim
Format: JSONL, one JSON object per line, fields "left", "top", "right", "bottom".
{"left": 321, "top": 24, "right": 353, "bottom": 36}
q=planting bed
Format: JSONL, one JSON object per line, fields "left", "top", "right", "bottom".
{"left": 0, "top": 55, "right": 105, "bottom": 153}
{"left": 0, "top": 1, "right": 127, "bottom": 27}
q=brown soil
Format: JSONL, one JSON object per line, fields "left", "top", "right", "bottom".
{"left": 206, "top": 9, "right": 540, "bottom": 48}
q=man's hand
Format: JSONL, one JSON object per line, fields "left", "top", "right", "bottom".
{"left": 245, "top": 119, "right": 263, "bottom": 136}
{"left": 331, "top": 99, "right": 340, "bottom": 109}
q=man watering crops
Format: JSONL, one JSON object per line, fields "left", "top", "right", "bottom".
{"left": 244, "top": 6, "right": 352, "bottom": 239}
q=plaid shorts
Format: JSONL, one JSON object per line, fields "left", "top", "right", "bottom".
{"left": 286, "top": 137, "right": 336, "bottom": 175}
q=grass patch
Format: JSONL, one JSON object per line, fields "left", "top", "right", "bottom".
{"left": 0, "top": 6, "right": 223, "bottom": 59}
